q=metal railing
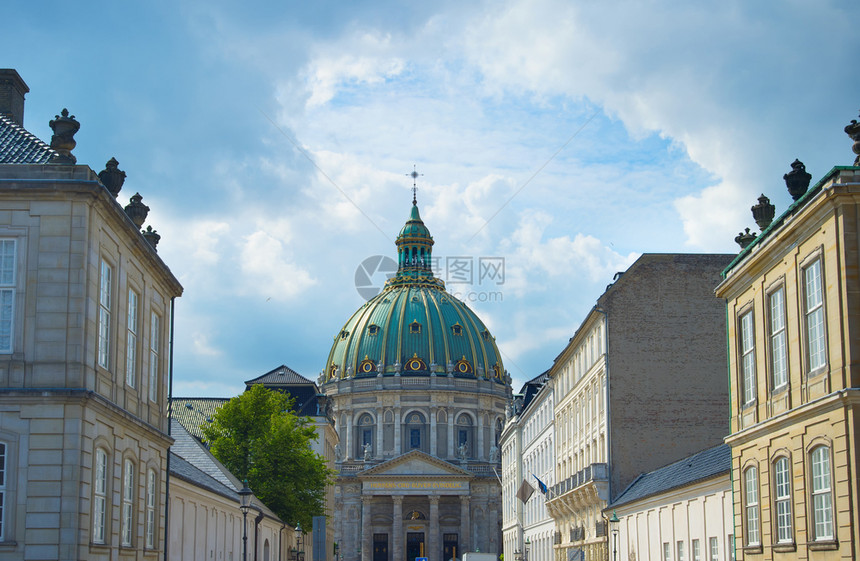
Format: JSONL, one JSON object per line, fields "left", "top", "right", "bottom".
{"left": 548, "top": 463, "right": 608, "bottom": 499}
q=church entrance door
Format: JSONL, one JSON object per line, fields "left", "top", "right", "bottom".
{"left": 406, "top": 532, "right": 425, "bottom": 561}
{"left": 373, "top": 534, "right": 388, "bottom": 561}
{"left": 443, "top": 534, "right": 459, "bottom": 561}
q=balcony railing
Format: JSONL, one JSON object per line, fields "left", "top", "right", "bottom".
{"left": 548, "top": 463, "right": 608, "bottom": 499}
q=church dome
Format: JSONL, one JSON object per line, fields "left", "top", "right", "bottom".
{"left": 323, "top": 200, "right": 506, "bottom": 383}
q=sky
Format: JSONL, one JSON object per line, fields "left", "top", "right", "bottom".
{"left": 5, "top": 0, "right": 858, "bottom": 396}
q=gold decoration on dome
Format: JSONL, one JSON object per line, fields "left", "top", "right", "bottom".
{"left": 405, "top": 353, "right": 427, "bottom": 372}
{"left": 409, "top": 320, "right": 421, "bottom": 334}
{"left": 451, "top": 323, "right": 463, "bottom": 336}
{"left": 455, "top": 356, "right": 473, "bottom": 374}
{"left": 493, "top": 363, "right": 503, "bottom": 379}
{"left": 359, "top": 355, "right": 376, "bottom": 374}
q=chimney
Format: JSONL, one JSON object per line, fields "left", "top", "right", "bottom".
{"left": 0, "top": 69, "right": 29, "bottom": 126}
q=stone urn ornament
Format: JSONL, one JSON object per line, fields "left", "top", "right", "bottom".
{"left": 845, "top": 113, "right": 860, "bottom": 166}
{"left": 48, "top": 108, "right": 80, "bottom": 164}
{"left": 99, "top": 157, "right": 127, "bottom": 197}
{"left": 735, "top": 228, "right": 756, "bottom": 249}
{"left": 783, "top": 159, "right": 811, "bottom": 201}
{"left": 142, "top": 225, "right": 161, "bottom": 251}
{"left": 751, "top": 194, "right": 775, "bottom": 231}
{"left": 124, "top": 193, "right": 150, "bottom": 228}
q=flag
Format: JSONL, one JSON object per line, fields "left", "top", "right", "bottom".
{"left": 516, "top": 479, "right": 534, "bottom": 503}
{"left": 533, "top": 474, "right": 548, "bottom": 494}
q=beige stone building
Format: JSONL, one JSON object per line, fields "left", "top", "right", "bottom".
{"left": 0, "top": 69, "right": 183, "bottom": 559}
{"left": 716, "top": 122, "right": 860, "bottom": 559}
{"left": 547, "top": 254, "right": 732, "bottom": 561}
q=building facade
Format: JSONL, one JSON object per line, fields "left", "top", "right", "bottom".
{"left": 716, "top": 122, "right": 860, "bottom": 559}
{"left": 0, "top": 69, "right": 183, "bottom": 559}
{"left": 320, "top": 198, "right": 512, "bottom": 561}
{"left": 547, "top": 254, "right": 733, "bottom": 561}
{"left": 501, "top": 373, "right": 555, "bottom": 561}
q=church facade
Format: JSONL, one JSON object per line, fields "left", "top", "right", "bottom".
{"left": 320, "top": 198, "right": 512, "bottom": 561}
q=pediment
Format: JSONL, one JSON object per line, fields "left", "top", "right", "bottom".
{"left": 359, "top": 450, "right": 473, "bottom": 478}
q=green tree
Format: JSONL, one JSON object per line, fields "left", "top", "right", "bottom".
{"left": 202, "top": 384, "right": 333, "bottom": 529}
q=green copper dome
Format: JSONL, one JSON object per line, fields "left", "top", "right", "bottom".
{"left": 323, "top": 202, "right": 506, "bottom": 383}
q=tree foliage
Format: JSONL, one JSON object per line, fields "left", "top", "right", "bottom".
{"left": 202, "top": 384, "right": 333, "bottom": 529}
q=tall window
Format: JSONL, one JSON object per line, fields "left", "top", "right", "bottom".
{"left": 0, "top": 441, "right": 6, "bottom": 540}
{"left": 149, "top": 313, "right": 160, "bottom": 402}
{"left": 810, "top": 446, "right": 833, "bottom": 540}
{"left": 126, "top": 290, "right": 138, "bottom": 387}
{"left": 740, "top": 311, "right": 756, "bottom": 406}
{"left": 708, "top": 537, "right": 718, "bottom": 561}
{"left": 93, "top": 448, "right": 107, "bottom": 544}
{"left": 768, "top": 287, "right": 788, "bottom": 390}
{"left": 0, "top": 240, "right": 16, "bottom": 353}
{"left": 677, "top": 541, "right": 685, "bottom": 561}
{"left": 98, "top": 260, "right": 112, "bottom": 368}
{"left": 744, "top": 466, "right": 760, "bottom": 545}
{"left": 691, "top": 539, "right": 700, "bottom": 561}
{"left": 145, "top": 469, "right": 156, "bottom": 548}
{"left": 121, "top": 459, "right": 134, "bottom": 546}
{"left": 727, "top": 535, "right": 735, "bottom": 561}
{"left": 663, "top": 542, "right": 671, "bottom": 561}
{"left": 804, "top": 260, "right": 826, "bottom": 371}
{"left": 773, "top": 457, "right": 793, "bottom": 542}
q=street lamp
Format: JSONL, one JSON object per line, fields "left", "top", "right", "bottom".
{"left": 296, "top": 523, "right": 304, "bottom": 561}
{"left": 239, "top": 481, "right": 253, "bottom": 561}
{"left": 609, "top": 510, "right": 620, "bottom": 561}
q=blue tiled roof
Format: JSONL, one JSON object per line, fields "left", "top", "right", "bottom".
{"left": 609, "top": 443, "right": 730, "bottom": 508}
{"left": 0, "top": 113, "right": 55, "bottom": 163}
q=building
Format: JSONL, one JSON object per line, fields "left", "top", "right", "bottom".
{"left": 501, "top": 372, "right": 554, "bottom": 561}
{"left": 172, "top": 364, "right": 340, "bottom": 561}
{"left": 715, "top": 120, "right": 860, "bottom": 559}
{"left": 0, "top": 69, "right": 183, "bottom": 559}
{"left": 320, "top": 197, "right": 512, "bottom": 561}
{"left": 607, "top": 444, "right": 733, "bottom": 561}
{"left": 547, "top": 253, "right": 733, "bottom": 561}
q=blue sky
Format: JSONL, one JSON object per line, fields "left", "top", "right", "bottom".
{"left": 5, "top": 0, "right": 858, "bottom": 395}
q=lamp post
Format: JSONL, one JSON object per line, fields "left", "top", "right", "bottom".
{"left": 609, "top": 511, "right": 620, "bottom": 561}
{"left": 239, "top": 481, "right": 253, "bottom": 561}
{"left": 296, "top": 523, "right": 304, "bottom": 561}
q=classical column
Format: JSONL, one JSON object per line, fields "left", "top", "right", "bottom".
{"left": 459, "top": 496, "right": 470, "bottom": 555}
{"left": 362, "top": 496, "right": 372, "bottom": 561}
{"left": 476, "top": 414, "right": 484, "bottom": 460}
{"left": 394, "top": 407, "right": 402, "bottom": 454}
{"left": 429, "top": 496, "right": 440, "bottom": 561}
{"left": 376, "top": 411, "right": 384, "bottom": 458}
{"left": 430, "top": 407, "right": 437, "bottom": 455}
{"left": 488, "top": 501, "right": 499, "bottom": 555}
{"left": 347, "top": 411, "right": 355, "bottom": 460}
{"left": 392, "top": 496, "right": 404, "bottom": 561}
{"left": 447, "top": 415, "right": 455, "bottom": 458}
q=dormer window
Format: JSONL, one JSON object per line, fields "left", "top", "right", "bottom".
{"left": 409, "top": 321, "right": 421, "bottom": 334}
{"left": 340, "top": 330, "right": 350, "bottom": 340}
{"left": 368, "top": 324, "right": 380, "bottom": 336}
{"left": 481, "top": 330, "right": 491, "bottom": 341}
{"left": 451, "top": 323, "right": 463, "bottom": 336}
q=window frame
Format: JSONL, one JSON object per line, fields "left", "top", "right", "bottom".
{"left": 0, "top": 239, "right": 17, "bottom": 354}
{"left": 743, "top": 465, "right": 761, "bottom": 546}
{"left": 148, "top": 312, "right": 160, "bottom": 402}
{"left": 126, "top": 289, "right": 139, "bottom": 388}
{"left": 809, "top": 445, "right": 834, "bottom": 542}
{"left": 98, "top": 259, "right": 113, "bottom": 369}
{"left": 738, "top": 309, "right": 757, "bottom": 407}
{"left": 708, "top": 537, "right": 718, "bottom": 561}
{"left": 121, "top": 458, "right": 134, "bottom": 547}
{"left": 691, "top": 539, "right": 700, "bottom": 561}
{"left": 802, "top": 257, "right": 827, "bottom": 374}
{"left": 767, "top": 285, "right": 788, "bottom": 392}
{"left": 145, "top": 468, "right": 156, "bottom": 549}
{"left": 773, "top": 456, "right": 793, "bottom": 544}
{"left": 93, "top": 447, "right": 108, "bottom": 544}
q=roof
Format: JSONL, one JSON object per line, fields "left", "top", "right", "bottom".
{"left": 609, "top": 443, "right": 730, "bottom": 509}
{"left": 170, "top": 397, "right": 228, "bottom": 440}
{"left": 0, "top": 113, "right": 55, "bottom": 163}
{"left": 245, "top": 364, "right": 313, "bottom": 386}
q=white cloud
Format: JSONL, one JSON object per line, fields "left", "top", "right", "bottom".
{"left": 239, "top": 229, "right": 316, "bottom": 301}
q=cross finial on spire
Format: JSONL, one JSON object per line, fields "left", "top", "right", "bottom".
{"left": 406, "top": 164, "right": 423, "bottom": 205}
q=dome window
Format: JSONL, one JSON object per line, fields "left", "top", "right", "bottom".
{"left": 359, "top": 356, "right": 376, "bottom": 374}
{"left": 451, "top": 323, "right": 463, "bottom": 336}
{"left": 409, "top": 320, "right": 422, "bottom": 334}
{"left": 411, "top": 295, "right": 420, "bottom": 303}
{"left": 481, "top": 330, "right": 491, "bottom": 341}
{"left": 455, "top": 356, "right": 473, "bottom": 374}
{"left": 405, "top": 353, "right": 427, "bottom": 371}
{"left": 492, "top": 363, "right": 503, "bottom": 379}
{"left": 340, "top": 330, "right": 350, "bottom": 340}
{"left": 367, "top": 324, "right": 380, "bottom": 335}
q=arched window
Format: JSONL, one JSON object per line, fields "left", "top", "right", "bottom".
{"left": 93, "top": 448, "right": 108, "bottom": 544}
{"left": 357, "top": 413, "right": 375, "bottom": 458}
{"left": 743, "top": 466, "right": 760, "bottom": 546}
{"left": 264, "top": 539, "right": 271, "bottom": 561}
{"left": 405, "top": 412, "right": 426, "bottom": 452}
{"left": 810, "top": 446, "right": 834, "bottom": 541}
{"left": 773, "top": 456, "right": 792, "bottom": 543}
{"left": 457, "top": 414, "right": 474, "bottom": 458}
{"left": 145, "top": 468, "right": 157, "bottom": 548}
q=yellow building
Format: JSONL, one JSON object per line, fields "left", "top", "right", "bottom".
{"left": 716, "top": 118, "right": 860, "bottom": 559}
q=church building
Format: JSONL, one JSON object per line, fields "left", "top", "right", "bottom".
{"left": 320, "top": 194, "right": 512, "bottom": 561}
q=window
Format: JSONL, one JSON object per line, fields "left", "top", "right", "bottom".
{"left": 663, "top": 542, "right": 671, "bottom": 561}
{"left": 410, "top": 429, "right": 420, "bottom": 449}
{"left": 93, "top": 448, "right": 107, "bottom": 544}
{"left": 98, "top": 260, "right": 112, "bottom": 368}
{"left": 810, "top": 446, "right": 833, "bottom": 540}
{"left": 677, "top": 541, "right": 685, "bottom": 561}
{"left": 0, "top": 441, "right": 6, "bottom": 540}
{"left": 121, "top": 459, "right": 134, "bottom": 546}
{"left": 773, "top": 457, "right": 793, "bottom": 543}
{"left": 691, "top": 539, "right": 700, "bottom": 561}
{"left": 149, "top": 313, "right": 160, "bottom": 402}
{"left": 727, "top": 535, "right": 735, "bottom": 561}
{"left": 0, "top": 239, "right": 16, "bottom": 353}
{"left": 768, "top": 287, "right": 788, "bottom": 390}
{"left": 145, "top": 469, "right": 156, "bottom": 548}
{"left": 804, "top": 259, "right": 826, "bottom": 371}
{"left": 708, "top": 537, "right": 718, "bottom": 561}
{"left": 739, "top": 311, "right": 756, "bottom": 406}
{"left": 126, "top": 290, "right": 138, "bottom": 387}
{"left": 744, "top": 466, "right": 760, "bottom": 545}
